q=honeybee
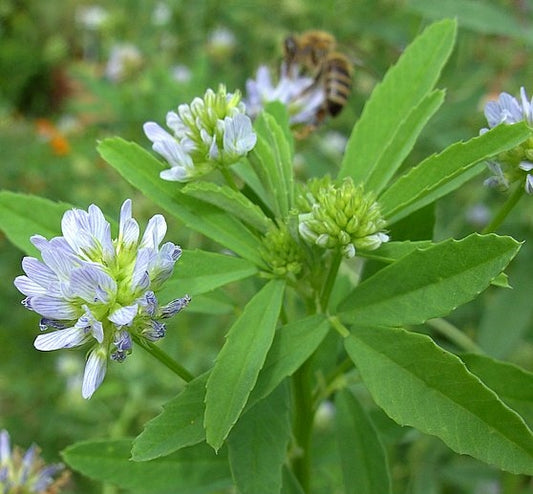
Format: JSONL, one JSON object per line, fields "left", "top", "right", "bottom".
{"left": 283, "top": 30, "right": 352, "bottom": 129}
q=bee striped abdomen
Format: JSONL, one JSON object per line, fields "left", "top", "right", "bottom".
{"left": 325, "top": 53, "right": 352, "bottom": 116}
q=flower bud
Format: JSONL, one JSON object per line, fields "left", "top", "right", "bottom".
{"left": 144, "top": 85, "right": 256, "bottom": 182}
{"left": 297, "top": 176, "right": 389, "bottom": 258}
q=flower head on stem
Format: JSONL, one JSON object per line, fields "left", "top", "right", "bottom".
{"left": 14, "top": 199, "right": 190, "bottom": 399}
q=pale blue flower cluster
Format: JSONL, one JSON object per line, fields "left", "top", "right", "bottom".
{"left": 14, "top": 200, "right": 189, "bottom": 398}
{"left": 144, "top": 85, "right": 257, "bottom": 182}
{"left": 0, "top": 429, "right": 67, "bottom": 493}
{"left": 481, "top": 87, "right": 533, "bottom": 194}
{"left": 245, "top": 64, "right": 325, "bottom": 126}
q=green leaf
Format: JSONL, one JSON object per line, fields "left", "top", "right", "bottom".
{"left": 249, "top": 314, "right": 330, "bottom": 404}
{"left": 339, "top": 19, "right": 456, "bottom": 182}
{"left": 62, "top": 439, "right": 232, "bottom": 494}
{"left": 364, "top": 241, "right": 433, "bottom": 263}
{"left": 366, "top": 89, "right": 445, "bottom": 194}
{"left": 335, "top": 389, "right": 392, "bottom": 494}
{"left": 460, "top": 353, "right": 533, "bottom": 429}
{"left": 478, "top": 242, "right": 533, "bottom": 358}
{"left": 0, "top": 191, "right": 70, "bottom": 256}
{"left": 97, "top": 138, "right": 265, "bottom": 266}
{"left": 132, "top": 373, "right": 209, "bottom": 461}
{"left": 232, "top": 160, "right": 273, "bottom": 214}
{"left": 133, "top": 314, "right": 327, "bottom": 462}
{"left": 264, "top": 101, "right": 294, "bottom": 156}
{"left": 157, "top": 249, "right": 258, "bottom": 299}
{"left": 249, "top": 112, "right": 294, "bottom": 217}
{"left": 338, "top": 234, "right": 520, "bottom": 327}
{"left": 205, "top": 279, "right": 285, "bottom": 450}
{"left": 379, "top": 122, "right": 533, "bottom": 224}
{"left": 407, "top": 0, "right": 533, "bottom": 44}
{"left": 186, "top": 292, "right": 234, "bottom": 315}
{"left": 344, "top": 327, "right": 533, "bottom": 474}
{"left": 281, "top": 467, "right": 305, "bottom": 494}
{"left": 182, "top": 181, "right": 272, "bottom": 233}
{"left": 228, "top": 384, "right": 291, "bottom": 494}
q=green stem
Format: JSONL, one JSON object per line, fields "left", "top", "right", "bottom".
{"left": 426, "top": 318, "right": 483, "bottom": 354}
{"left": 482, "top": 184, "right": 523, "bottom": 233}
{"left": 132, "top": 334, "right": 194, "bottom": 382}
{"left": 291, "top": 361, "right": 314, "bottom": 493}
{"left": 220, "top": 166, "right": 239, "bottom": 191}
{"left": 319, "top": 251, "right": 343, "bottom": 312}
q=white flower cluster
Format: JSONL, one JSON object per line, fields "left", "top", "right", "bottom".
{"left": 144, "top": 85, "right": 257, "bottom": 182}
{"left": 14, "top": 200, "right": 189, "bottom": 398}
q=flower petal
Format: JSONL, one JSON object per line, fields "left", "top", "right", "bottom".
{"left": 108, "top": 304, "right": 138, "bottom": 325}
{"left": 140, "top": 214, "right": 167, "bottom": 250}
{"left": 68, "top": 265, "right": 116, "bottom": 303}
{"left": 34, "top": 326, "right": 90, "bottom": 350}
{"left": 118, "top": 199, "right": 140, "bottom": 247}
{"left": 28, "top": 295, "right": 78, "bottom": 320}
{"left": 82, "top": 349, "right": 107, "bottom": 399}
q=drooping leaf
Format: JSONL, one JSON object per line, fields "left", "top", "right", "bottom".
{"left": 366, "top": 89, "right": 445, "bottom": 194}
{"left": 0, "top": 191, "right": 70, "bottom": 256}
{"left": 182, "top": 181, "right": 272, "bottom": 233}
{"left": 205, "top": 279, "right": 285, "bottom": 450}
{"left": 338, "top": 234, "right": 520, "bottom": 327}
{"left": 62, "top": 439, "right": 232, "bottom": 494}
{"left": 344, "top": 326, "right": 533, "bottom": 474}
{"left": 460, "top": 353, "right": 533, "bottom": 428}
{"left": 339, "top": 19, "right": 456, "bottom": 183}
{"left": 97, "top": 138, "right": 265, "bottom": 266}
{"left": 335, "top": 389, "right": 392, "bottom": 494}
{"left": 228, "top": 384, "right": 291, "bottom": 494}
{"left": 132, "top": 374, "right": 209, "bottom": 461}
{"left": 157, "top": 249, "right": 258, "bottom": 299}
{"left": 379, "top": 122, "right": 532, "bottom": 224}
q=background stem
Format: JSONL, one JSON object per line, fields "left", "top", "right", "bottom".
{"left": 482, "top": 184, "right": 523, "bottom": 233}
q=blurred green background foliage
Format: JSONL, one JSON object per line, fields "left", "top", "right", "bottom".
{"left": 1, "top": 0, "right": 533, "bottom": 492}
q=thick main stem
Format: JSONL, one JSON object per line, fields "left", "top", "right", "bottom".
{"left": 132, "top": 334, "right": 194, "bottom": 382}
{"left": 292, "top": 360, "right": 314, "bottom": 493}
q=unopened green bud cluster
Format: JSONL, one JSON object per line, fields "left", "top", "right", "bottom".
{"left": 297, "top": 176, "right": 389, "bottom": 258}
{"left": 260, "top": 222, "right": 304, "bottom": 276}
{"left": 492, "top": 136, "right": 533, "bottom": 182}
